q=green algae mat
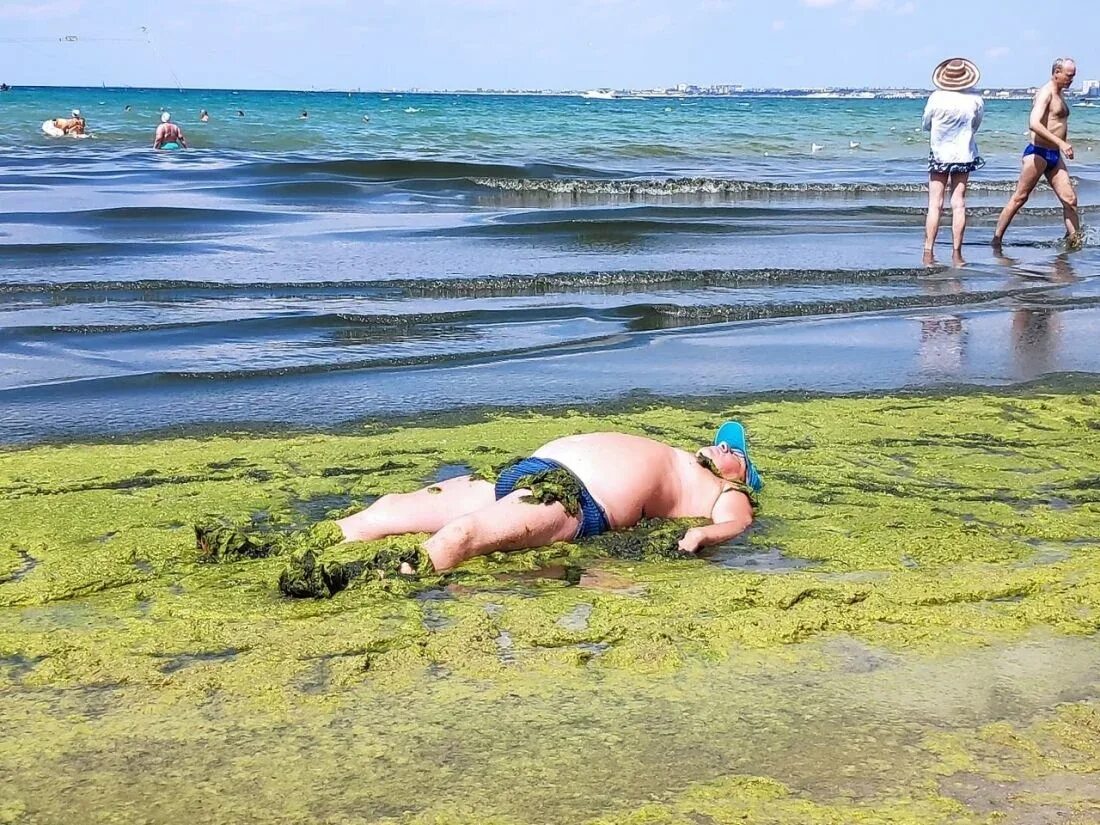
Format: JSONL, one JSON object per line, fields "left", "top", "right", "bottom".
{"left": 2, "top": 389, "right": 1100, "bottom": 824}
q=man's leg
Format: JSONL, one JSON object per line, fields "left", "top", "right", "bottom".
{"left": 1046, "top": 161, "right": 1080, "bottom": 239}
{"left": 993, "top": 156, "right": 1047, "bottom": 245}
{"left": 336, "top": 475, "right": 495, "bottom": 542}
{"left": 924, "top": 172, "right": 948, "bottom": 253}
{"left": 424, "top": 491, "right": 580, "bottom": 571}
{"left": 948, "top": 172, "right": 970, "bottom": 252}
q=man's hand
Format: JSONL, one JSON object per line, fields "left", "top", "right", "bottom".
{"left": 1062, "top": 141, "right": 1075, "bottom": 160}
{"left": 677, "top": 528, "right": 704, "bottom": 554}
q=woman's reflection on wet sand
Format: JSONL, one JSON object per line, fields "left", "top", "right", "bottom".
{"left": 918, "top": 248, "right": 967, "bottom": 375}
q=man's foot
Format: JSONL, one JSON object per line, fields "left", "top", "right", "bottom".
{"left": 991, "top": 235, "right": 1003, "bottom": 248}
{"left": 1065, "top": 231, "right": 1086, "bottom": 251}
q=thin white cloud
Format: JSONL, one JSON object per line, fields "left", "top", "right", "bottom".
{"left": 985, "top": 46, "right": 1010, "bottom": 60}
{"left": 803, "top": 0, "right": 916, "bottom": 12}
{"left": 0, "top": 0, "right": 81, "bottom": 19}
{"left": 772, "top": 18, "right": 786, "bottom": 30}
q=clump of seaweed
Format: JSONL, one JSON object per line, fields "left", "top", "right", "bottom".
{"left": 194, "top": 518, "right": 345, "bottom": 563}
{"left": 278, "top": 543, "right": 436, "bottom": 599}
{"left": 588, "top": 518, "right": 705, "bottom": 561}
{"left": 194, "top": 519, "right": 278, "bottom": 561}
{"left": 515, "top": 467, "right": 583, "bottom": 516}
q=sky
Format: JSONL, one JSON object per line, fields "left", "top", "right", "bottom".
{"left": 0, "top": 0, "right": 1097, "bottom": 91}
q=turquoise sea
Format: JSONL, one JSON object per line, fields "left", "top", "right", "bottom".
{"left": 2, "top": 86, "right": 1099, "bottom": 441}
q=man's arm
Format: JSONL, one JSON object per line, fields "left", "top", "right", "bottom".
{"left": 677, "top": 490, "right": 753, "bottom": 554}
{"left": 922, "top": 98, "right": 933, "bottom": 132}
{"left": 178, "top": 130, "right": 188, "bottom": 149}
{"left": 1028, "top": 88, "right": 1065, "bottom": 149}
{"left": 153, "top": 124, "right": 164, "bottom": 149}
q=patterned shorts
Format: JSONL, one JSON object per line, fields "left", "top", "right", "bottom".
{"left": 928, "top": 152, "right": 985, "bottom": 175}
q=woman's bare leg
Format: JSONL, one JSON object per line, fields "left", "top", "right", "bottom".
{"left": 336, "top": 475, "right": 495, "bottom": 542}
{"left": 924, "top": 172, "right": 948, "bottom": 252}
{"left": 948, "top": 171, "right": 969, "bottom": 252}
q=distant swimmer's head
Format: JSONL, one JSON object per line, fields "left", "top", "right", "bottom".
{"left": 71, "top": 109, "right": 81, "bottom": 118}
{"left": 931, "top": 57, "right": 980, "bottom": 92}
{"left": 161, "top": 112, "right": 172, "bottom": 123}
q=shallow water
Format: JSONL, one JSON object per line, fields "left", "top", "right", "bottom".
{"left": 2, "top": 89, "right": 1100, "bottom": 442}
{"left": 3, "top": 632, "right": 1097, "bottom": 824}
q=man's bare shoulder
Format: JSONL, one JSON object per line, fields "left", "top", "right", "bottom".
{"left": 712, "top": 485, "right": 753, "bottom": 524}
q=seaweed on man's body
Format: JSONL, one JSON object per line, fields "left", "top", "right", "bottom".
{"left": 515, "top": 467, "right": 584, "bottom": 516}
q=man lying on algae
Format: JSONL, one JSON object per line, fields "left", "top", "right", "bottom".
{"left": 196, "top": 421, "right": 762, "bottom": 595}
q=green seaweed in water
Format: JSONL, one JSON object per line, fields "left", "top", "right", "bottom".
{"left": 194, "top": 518, "right": 344, "bottom": 563}
{"left": 588, "top": 518, "right": 705, "bottom": 561}
{"left": 193, "top": 519, "right": 277, "bottom": 561}
{"left": 278, "top": 543, "right": 435, "bottom": 599}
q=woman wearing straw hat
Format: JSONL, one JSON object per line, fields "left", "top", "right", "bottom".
{"left": 922, "top": 58, "right": 984, "bottom": 260}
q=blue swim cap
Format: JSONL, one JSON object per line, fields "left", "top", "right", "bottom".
{"left": 714, "top": 420, "right": 763, "bottom": 493}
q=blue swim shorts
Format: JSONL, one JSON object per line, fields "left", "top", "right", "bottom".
{"left": 1023, "top": 143, "right": 1061, "bottom": 168}
{"left": 494, "top": 457, "right": 610, "bottom": 539}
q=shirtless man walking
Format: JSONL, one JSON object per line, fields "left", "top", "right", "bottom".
{"left": 153, "top": 111, "right": 188, "bottom": 150}
{"left": 993, "top": 58, "right": 1080, "bottom": 246}
{"left": 336, "top": 421, "right": 763, "bottom": 571}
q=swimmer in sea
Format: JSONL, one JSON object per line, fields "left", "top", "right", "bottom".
{"left": 153, "top": 111, "right": 188, "bottom": 150}
{"left": 200, "top": 109, "right": 210, "bottom": 122}
{"left": 51, "top": 110, "right": 86, "bottom": 135}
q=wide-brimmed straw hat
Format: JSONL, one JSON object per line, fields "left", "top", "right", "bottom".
{"left": 932, "top": 57, "right": 980, "bottom": 91}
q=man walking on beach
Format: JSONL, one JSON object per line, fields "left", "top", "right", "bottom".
{"left": 153, "top": 112, "right": 188, "bottom": 150}
{"left": 993, "top": 58, "right": 1080, "bottom": 246}
{"left": 334, "top": 421, "right": 762, "bottom": 572}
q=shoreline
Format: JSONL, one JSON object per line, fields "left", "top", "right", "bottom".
{"left": 3, "top": 372, "right": 1100, "bottom": 451}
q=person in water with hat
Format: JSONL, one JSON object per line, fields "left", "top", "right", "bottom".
{"left": 922, "top": 58, "right": 984, "bottom": 261}
{"left": 993, "top": 58, "right": 1081, "bottom": 247}
{"left": 49, "top": 109, "right": 86, "bottom": 136}
{"left": 153, "top": 111, "right": 188, "bottom": 150}
{"left": 334, "top": 422, "right": 762, "bottom": 572}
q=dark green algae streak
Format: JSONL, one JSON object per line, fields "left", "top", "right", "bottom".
{"left": 2, "top": 390, "right": 1100, "bottom": 823}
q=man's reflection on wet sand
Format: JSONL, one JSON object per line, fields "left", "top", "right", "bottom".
{"left": 918, "top": 248, "right": 967, "bottom": 374}
{"left": 994, "top": 251, "right": 1077, "bottom": 379}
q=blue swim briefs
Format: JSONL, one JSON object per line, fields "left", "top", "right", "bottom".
{"left": 1023, "top": 143, "right": 1060, "bottom": 168}
{"left": 494, "top": 457, "right": 610, "bottom": 539}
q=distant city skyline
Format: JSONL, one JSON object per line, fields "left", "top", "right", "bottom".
{"left": 0, "top": 0, "right": 1096, "bottom": 92}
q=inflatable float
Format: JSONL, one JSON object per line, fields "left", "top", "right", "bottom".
{"left": 42, "top": 120, "right": 88, "bottom": 138}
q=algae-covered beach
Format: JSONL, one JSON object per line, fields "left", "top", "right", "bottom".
{"left": 3, "top": 388, "right": 1099, "bottom": 823}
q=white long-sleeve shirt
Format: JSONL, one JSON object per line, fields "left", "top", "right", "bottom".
{"left": 922, "top": 90, "right": 984, "bottom": 164}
